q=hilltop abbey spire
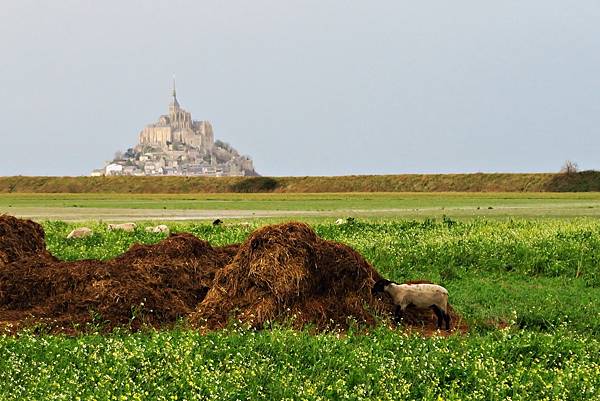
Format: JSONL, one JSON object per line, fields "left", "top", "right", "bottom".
{"left": 137, "top": 78, "right": 211, "bottom": 147}
{"left": 169, "top": 75, "right": 180, "bottom": 112}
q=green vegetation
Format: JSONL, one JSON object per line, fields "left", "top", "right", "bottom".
{"left": 4, "top": 191, "right": 600, "bottom": 210}
{"left": 229, "top": 176, "right": 280, "bottom": 192}
{"left": 3, "top": 191, "right": 600, "bottom": 221}
{"left": 2, "top": 218, "right": 600, "bottom": 399}
{"left": 1, "top": 328, "right": 599, "bottom": 400}
{"left": 1, "top": 171, "right": 600, "bottom": 193}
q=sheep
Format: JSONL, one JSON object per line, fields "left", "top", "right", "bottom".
{"left": 67, "top": 227, "right": 93, "bottom": 239}
{"left": 372, "top": 279, "right": 451, "bottom": 330}
{"left": 145, "top": 224, "right": 170, "bottom": 234}
{"left": 212, "top": 219, "right": 223, "bottom": 226}
{"left": 107, "top": 222, "right": 137, "bottom": 232}
{"left": 335, "top": 217, "right": 356, "bottom": 225}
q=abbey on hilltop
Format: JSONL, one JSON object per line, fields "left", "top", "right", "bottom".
{"left": 93, "top": 79, "right": 257, "bottom": 177}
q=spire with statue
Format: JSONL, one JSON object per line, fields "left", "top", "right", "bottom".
{"left": 169, "top": 75, "right": 180, "bottom": 112}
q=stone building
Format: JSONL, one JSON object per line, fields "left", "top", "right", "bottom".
{"left": 138, "top": 79, "right": 214, "bottom": 150}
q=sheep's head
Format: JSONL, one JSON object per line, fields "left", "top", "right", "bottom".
{"left": 371, "top": 279, "right": 393, "bottom": 295}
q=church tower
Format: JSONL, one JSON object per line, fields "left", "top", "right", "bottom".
{"left": 168, "top": 75, "right": 180, "bottom": 114}
{"left": 167, "top": 76, "right": 192, "bottom": 130}
{"left": 138, "top": 77, "right": 214, "bottom": 149}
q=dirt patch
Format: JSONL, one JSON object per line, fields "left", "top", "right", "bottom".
{"left": 0, "top": 216, "right": 464, "bottom": 334}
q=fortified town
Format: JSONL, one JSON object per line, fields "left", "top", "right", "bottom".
{"left": 92, "top": 80, "right": 257, "bottom": 176}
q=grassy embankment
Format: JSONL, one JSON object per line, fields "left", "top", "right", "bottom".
{"left": 1, "top": 171, "right": 600, "bottom": 193}
{"left": 2, "top": 218, "right": 600, "bottom": 400}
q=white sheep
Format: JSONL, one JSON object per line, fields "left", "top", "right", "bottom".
{"left": 107, "top": 222, "right": 137, "bottom": 232}
{"left": 67, "top": 227, "right": 93, "bottom": 239}
{"left": 372, "top": 279, "right": 451, "bottom": 330}
{"left": 335, "top": 218, "right": 346, "bottom": 225}
{"left": 145, "top": 224, "right": 170, "bottom": 234}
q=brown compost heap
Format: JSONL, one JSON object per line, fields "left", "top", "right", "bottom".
{"left": 0, "top": 215, "right": 56, "bottom": 267}
{"left": 0, "top": 215, "right": 462, "bottom": 334}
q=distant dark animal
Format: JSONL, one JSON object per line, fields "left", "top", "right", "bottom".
{"left": 372, "top": 279, "right": 451, "bottom": 330}
{"left": 212, "top": 219, "right": 223, "bottom": 226}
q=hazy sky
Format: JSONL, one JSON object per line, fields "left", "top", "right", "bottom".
{"left": 1, "top": 1, "right": 599, "bottom": 176}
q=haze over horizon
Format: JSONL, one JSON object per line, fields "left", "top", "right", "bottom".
{"left": 1, "top": 1, "right": 599, "bottom": 177}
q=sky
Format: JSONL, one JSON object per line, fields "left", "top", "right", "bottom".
{"left": 1, "top": 1, "right": 599, "bottom": 176}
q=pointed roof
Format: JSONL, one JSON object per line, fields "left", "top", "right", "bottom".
{"left": 170, "top": 75, "right": 180, "bottom": 110}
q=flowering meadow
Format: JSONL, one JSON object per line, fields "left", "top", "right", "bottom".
{"left": 1, "top": 327, "right": 599, "bottom": 401}
{"left": 1, "top": 218, "right": 599, "bottom": 400}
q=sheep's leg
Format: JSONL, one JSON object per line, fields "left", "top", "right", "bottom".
{"left": 431, "top": 305, "right": 444, "bottom": 329}
{"left": 444, "top": 310, "right": 451, "bottom": 331}
{"left": 394, "top": 305, "right": 403, "bottom": 324}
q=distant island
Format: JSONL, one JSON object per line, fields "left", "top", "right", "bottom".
{"left": 92, "top": 79, "right": 258, "bottom": 177}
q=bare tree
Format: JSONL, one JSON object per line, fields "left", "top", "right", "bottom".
{"left": 560, "top": 160, "right": 578, "bottom": 174}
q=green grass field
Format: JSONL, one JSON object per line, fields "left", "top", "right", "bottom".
{"left": 3, "top": 192, "right": 600, "bottom": 221}
{"left": 2, "top": 327, "right": 598, "bottom": 400}
{"left": 2, "top": 216, "right": 600, "bottom": 400}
